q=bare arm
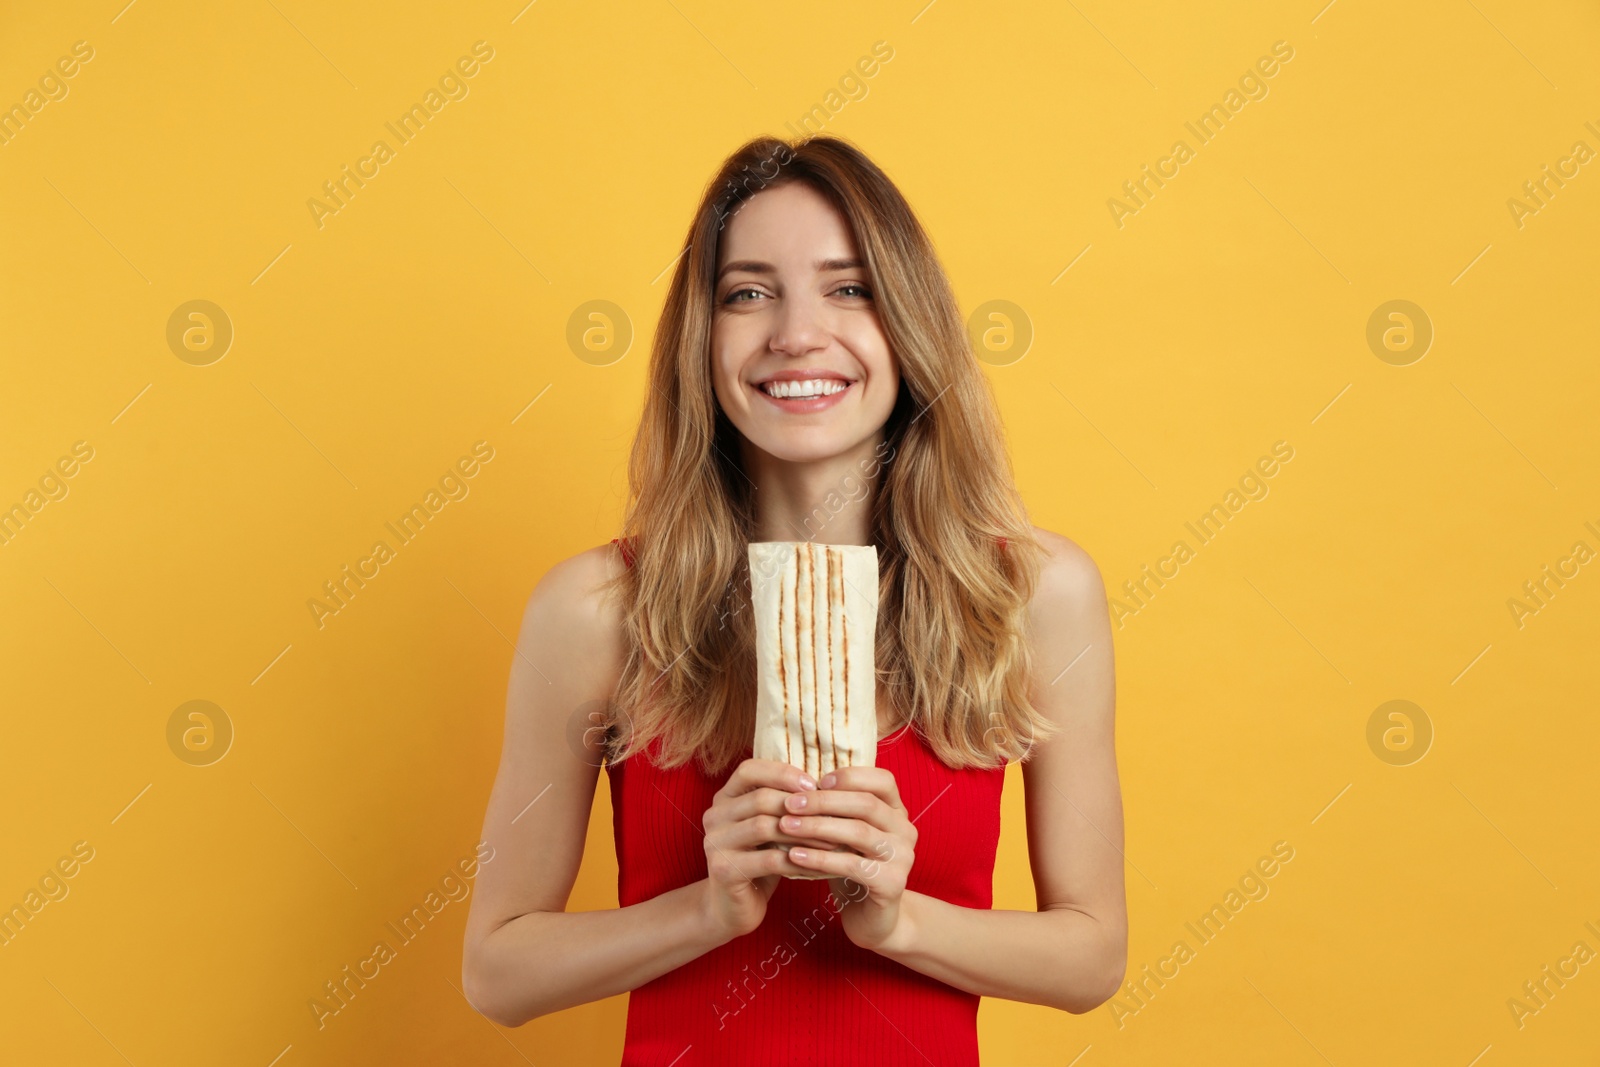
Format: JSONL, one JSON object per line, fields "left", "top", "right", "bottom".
{"left": 460, "top": 544, "right": 828, "bottom": 1026}
{"left": 867, "top": 529, "right": 1128, "bottom": 1012}
{"left": 459, "top": 545, "right": 724, "bottom": 1026}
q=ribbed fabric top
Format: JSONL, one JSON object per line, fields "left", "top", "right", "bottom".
{"left": 605, "top": 536, "right": 1008, "bottom": 1066}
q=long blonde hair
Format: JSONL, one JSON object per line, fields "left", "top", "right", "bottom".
{"left": 600, "top": 134, "right": 1055, "bottom": 774}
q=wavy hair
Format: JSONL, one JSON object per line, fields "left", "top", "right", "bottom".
{"left": 598, "top": 134, "right": 1056, "bottom": 774}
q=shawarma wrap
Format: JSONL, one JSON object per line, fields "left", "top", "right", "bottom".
{"left": 749, "top": 541, "right": 880, "bottom": 879}
{"left": 748, "top": 541, "right": 879, "bottom": 782}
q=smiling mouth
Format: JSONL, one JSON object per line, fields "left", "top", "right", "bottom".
{"left": 757, "top": 379, "right": 853, "bottom": 399}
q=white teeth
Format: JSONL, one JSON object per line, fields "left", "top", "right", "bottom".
{"left": 761, "top": 378, "right": 849, "bottom": 399}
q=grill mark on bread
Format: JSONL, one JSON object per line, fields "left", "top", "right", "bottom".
{"left": 832, "top": 547, "right": 844, "bottom": 771}
{"left": 793, "top": 544, "right": 806, "bottom": 771}
{"left": 778, "top": 551, "right": 790, "bottom": 766}
{"left": 807, "top": 542, "right": 820, "bottom": 777}
{"left": 797, "top": 542, "right": 814, "bottom": 777}
{"left": 842, "top": 553, "right": 851, "bottom": 768}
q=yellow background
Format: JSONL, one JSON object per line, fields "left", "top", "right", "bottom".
{"left": 2, "top": 0, "right": 1597, "bottom": 1063}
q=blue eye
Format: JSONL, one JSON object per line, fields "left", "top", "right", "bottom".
{"left": 836, "top": 284, "right": 872, "bottom": 299}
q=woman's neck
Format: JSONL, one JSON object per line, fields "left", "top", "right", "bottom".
{"left": 740, "top": 432, "right": 885, "bottom": 546}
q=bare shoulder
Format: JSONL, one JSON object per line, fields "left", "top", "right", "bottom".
{"left": 516, "top": 542, "right": 630, "bottom": 696}
{"left": 526, "top": 542, "right": 628, "bottom": 622}
{"left": 1022, "top": 528, "right": 1116, "bottom": 735}
{"left": 1026, "top": 525, "right": 1108, "bottom": 625}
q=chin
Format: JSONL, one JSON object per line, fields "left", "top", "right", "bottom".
{"left": 751, "top": 432, "right": 858, "bottom": 466}
{"left": 762, "top": 444, "right": 851, "bottom": 465}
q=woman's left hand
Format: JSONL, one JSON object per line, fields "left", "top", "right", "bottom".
{"left": 780, "top": 765, "right": 917, "bottom": 953}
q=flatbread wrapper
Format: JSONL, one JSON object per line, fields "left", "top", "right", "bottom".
{"left": 749, "top": 541, "right": 880, "bottom": 878}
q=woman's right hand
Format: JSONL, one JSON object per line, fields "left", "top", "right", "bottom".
{"left": 699, "top": 758, "right": 835, "bottom": 943}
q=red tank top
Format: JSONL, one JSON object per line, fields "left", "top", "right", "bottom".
{"left": 606, "top": 537, "right": 1008, "bottom": 1066}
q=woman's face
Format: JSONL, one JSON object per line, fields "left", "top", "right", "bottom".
{"left": 710, "top": 181, "right": 899, "bottom": 466}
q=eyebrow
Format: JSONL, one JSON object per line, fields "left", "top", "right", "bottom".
{"left": 716, "top": 257, "right": 864, "bottom": 281}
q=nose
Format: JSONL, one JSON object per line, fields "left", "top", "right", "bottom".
{"left": 769, "top": 291, "right": 829, "bottom": 358}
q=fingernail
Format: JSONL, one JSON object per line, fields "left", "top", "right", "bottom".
{"left": 781, "top": 815, "right": 801, "bottom": 830}
{"left": 820, "top": 773, "right": 836, "bottom": 789}
{"left": 798, "top": 775, "right": 817, "bottom": 790}
{"left": 788, "top": 793, "right": 808, "bottom": 810}
{"left": 790, "top": 848, "right": 809, "bottom": 861}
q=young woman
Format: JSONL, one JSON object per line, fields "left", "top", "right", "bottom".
{"left": 462, "top": 135, "right": 1126, "bottom": 1065}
